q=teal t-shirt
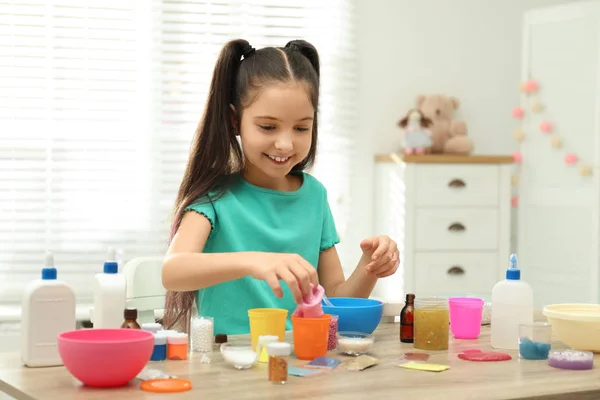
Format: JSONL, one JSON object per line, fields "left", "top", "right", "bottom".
{"left": 184, "top": 171, "right": 340, "bottom": 335}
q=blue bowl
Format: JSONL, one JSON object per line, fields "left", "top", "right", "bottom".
{"left": 322, "top": 298, "right": 383, "bottom": 334}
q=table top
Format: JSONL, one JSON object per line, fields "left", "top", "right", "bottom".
{"left": 1, "top": 322, "right": 599, "bottom": 400}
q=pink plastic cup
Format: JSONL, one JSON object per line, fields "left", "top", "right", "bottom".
{"left": 448, "top": 297, "right": 485, "bottom": 339}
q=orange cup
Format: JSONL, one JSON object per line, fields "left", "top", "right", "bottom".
{"left": 291, "top": 314, "right": 332, "bottom": 360}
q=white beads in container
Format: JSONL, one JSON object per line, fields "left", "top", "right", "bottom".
{"left": 191, "top": 316, "right": 214, "bottom": 352}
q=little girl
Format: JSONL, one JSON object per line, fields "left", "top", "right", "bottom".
{"left": 162, "top": 38, "right": 400, "bottom": 334}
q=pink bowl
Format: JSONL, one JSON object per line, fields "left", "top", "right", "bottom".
{"left": 57, "top": 329, "right": 154, "bottom": 387}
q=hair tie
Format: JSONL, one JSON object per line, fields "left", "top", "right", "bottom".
{"left": 242, "top": 45, "right": 255, "bottom": 60}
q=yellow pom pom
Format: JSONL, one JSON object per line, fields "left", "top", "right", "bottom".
{"left": 512, "top": 128, "right": 525, "bottom": 142}
{"left": 579, "top": 164, "right": 593, "bottom": 177}
{"left": 550, "top": 136, "right": 562, "bottom": 148}
{"left": 531, "top": 100, "right": 544, "bottom": 113}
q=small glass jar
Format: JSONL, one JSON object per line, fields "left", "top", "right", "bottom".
{"left": 267, "top": 342, "right": 291, "bottom": 384}
{"left": 519, "top": 322, "right": 552, "bottom": 360}
{"left": 191, "top": 316, "right": 214, "bottom": 353}
{"left": 413, "top": 297, "right": 449, "bottom": 351}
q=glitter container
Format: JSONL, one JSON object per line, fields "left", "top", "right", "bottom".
{"left": 327, "top": 314, "right": 339, "bottom": 350}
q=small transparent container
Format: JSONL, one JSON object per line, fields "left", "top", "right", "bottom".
{"left": 518, "top": 322, "right": 552, "bottom": 360}
{"left": 336, "top": 331, "right": 373, "bottom": 355}
{"left": 267, "top": 342, "right": 291, "bottom": 384}
{"left": 220, "top": 343, "right": 258, "bottom": 369}
{"left": 413, "top": 297, "right": 449, "bottom": 351}
{"left": 327, "top": 314, "right": 339, "bottom": 350}
{"left": 191, "top": 315, "right": 214, "bottom": 353}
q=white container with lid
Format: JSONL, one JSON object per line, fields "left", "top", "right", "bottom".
{"left": 257, "top": 335, "right": 279, "bottom": 363}
{"left": 91, "top": 248, "right": 126, "bottom": 329}
{"left": 266, "top": 342, "right": 292, "bottom": 356}
{"left": 141, "top": 322, "right": 162, "bottom": 333}
{"left": 21, "top": 252, "right": 76, "bottom": 367}
{"left": 154, "top": 333, "right": 168, "bottom": 346}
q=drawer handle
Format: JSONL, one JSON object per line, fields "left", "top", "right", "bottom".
{"left": 447, "top": 266, "right": 465, "bottom": 276}
{"left": 448, "top": 179, "right": 466, "bottom": 188}
{"left": 448, "top": 222, "right": 466, "bottom": 232}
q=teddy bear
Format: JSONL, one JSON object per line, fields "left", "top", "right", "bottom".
{"left": 415, "top": 94, "right": 474, "bottom": 155}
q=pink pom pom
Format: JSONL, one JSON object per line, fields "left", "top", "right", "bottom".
{"left": 512, "top": 151, "right": 522, "bottom": 163}
{"left": 511, "top": 196, "right": 519, "bottom": 208}
{"left": 512, "top": 107, "right": 525, "bottom": 119}
{"left": 564, "top": 153, "right": 578, "bottom": 165}
{"left": 539, "top": 121, "right": 552, "bottom": 133}
{"left": 524, "top": 80, "right": 539, "bottom": 93}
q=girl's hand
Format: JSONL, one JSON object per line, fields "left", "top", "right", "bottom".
{"left": 360, "top": 235, "right": 400, "bottom": 278}
{"left": 247, "top": 253, "right": 319, "bottom": 303}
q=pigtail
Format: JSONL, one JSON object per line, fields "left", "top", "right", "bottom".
{"left": 285, "top": 40, "right": 320, "bottom": 78}
{"left": 283, "top": 40, "right": 320, "bottom": 171}
{"left": 164, "top": 39, "right": 253, "bottom": 333}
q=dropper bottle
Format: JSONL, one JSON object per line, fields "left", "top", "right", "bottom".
{"left": 491, "top": 253, "right": 534, "bottom": 349}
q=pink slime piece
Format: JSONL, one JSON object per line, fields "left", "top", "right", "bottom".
{"left": 292, "top": 284, "right": 325, "bottom": 318}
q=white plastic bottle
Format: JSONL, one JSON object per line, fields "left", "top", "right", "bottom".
{"left": 91, "top": 249, "right": 127, "bottom": 328}
{"left": 21, "top": 251, "right": 76, "bottom": 367}
{"left": 491, "top": 253, "right": 534, "bottom": 349}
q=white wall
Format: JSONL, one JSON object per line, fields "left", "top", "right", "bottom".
{"left": 346, "top": 0, "right": 579, "bottom": 273}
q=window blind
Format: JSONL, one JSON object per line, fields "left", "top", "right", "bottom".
{"left": 1, "top": 0, "right": 356, "bottom": 305}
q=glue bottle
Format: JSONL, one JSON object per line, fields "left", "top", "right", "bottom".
{"left": 91, "top": 247, "right": 127, "bottom": 328}
{"left": 491, "top": 253, "right": 534, "bottom": 349}
{"left": 21, "top": 251, "right": 76, "bottom": 367}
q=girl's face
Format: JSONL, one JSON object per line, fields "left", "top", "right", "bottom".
{"left": 238, "top": 81, "right": 314, "bottom": 190}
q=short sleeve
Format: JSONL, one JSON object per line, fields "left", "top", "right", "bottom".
{"left": 320, "top": 188, "right": 340, "bottom": 252}
{"left": 184, "top": 196, "right": 218, "bottom": 237}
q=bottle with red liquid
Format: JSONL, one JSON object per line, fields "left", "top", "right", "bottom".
{"left": 400, "top": 293, "right": 415, "bottom": 343}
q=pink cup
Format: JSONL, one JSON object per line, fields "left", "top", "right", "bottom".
{"left": 449, "top": 297, "right": 484, "bottom": 339}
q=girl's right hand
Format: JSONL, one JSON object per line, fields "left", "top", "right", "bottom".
{"left": 247, "top": 253, "right": 319, "bottom": 303}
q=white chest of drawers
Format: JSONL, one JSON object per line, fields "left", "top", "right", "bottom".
{"left": 372, "top": 154, "right": 514, "bottom": 306}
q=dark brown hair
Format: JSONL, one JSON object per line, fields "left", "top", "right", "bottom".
{"left": 163, "top": 39, "right": 321, "bottom": 331}
{"left": 398, "top": 108, "right": 433, "bottom": 129}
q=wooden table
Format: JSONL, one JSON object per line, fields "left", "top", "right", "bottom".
{"left": 1, "top": 322, "right": 600, "bottom": 400}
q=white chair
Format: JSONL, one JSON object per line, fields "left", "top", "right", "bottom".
{"left": 122, "top": 256, "right": 166, "bottom": 325}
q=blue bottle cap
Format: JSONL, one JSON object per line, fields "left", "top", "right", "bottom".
{"left": 42, "top": 251, "right": 57, "bottom": 280}
{"left": 506, "top": 253, "right": 521, "bottom": 280}
{"left": 42, "top": 268, "right": 57, "bottom": 280}
{"left": 103, "top": 261, "right": 118, "bottom": 274}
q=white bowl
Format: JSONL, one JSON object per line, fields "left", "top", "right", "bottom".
{"left": 220, "top": 343, "right": 258, "bottom": 369}
{"left": 542, "top": 303, "right": 600, "bottom": 352}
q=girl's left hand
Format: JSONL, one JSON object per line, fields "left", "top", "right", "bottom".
{"left": 360, "top": 235, "right": 400, "bottom": 278}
